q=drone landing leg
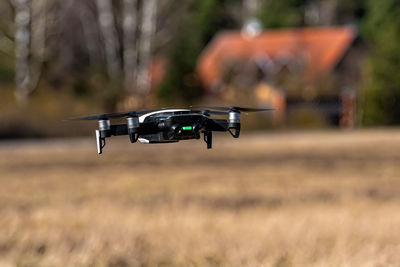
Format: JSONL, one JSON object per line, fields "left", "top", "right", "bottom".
{"left": 204, "top": 131, "right": 212, "bottom": 149}
{"left": 96, "top": 130, "right": 106, "bottom": 154}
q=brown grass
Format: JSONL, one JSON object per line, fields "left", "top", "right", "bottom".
{"left": 0, "top": 129, "right": 400, "bottom": 266}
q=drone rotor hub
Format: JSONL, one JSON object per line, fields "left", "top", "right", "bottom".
{"left": 127, "top": 116, "right": 139, "bottom": 130}
{"left": 98, "top": 119, "right": 111, "bottom": 131}
{"left": 228, "top": 111, "right": 241, "bottom": 124}
{"left": 126, "top": 116, "right": 140, "bottom": 143}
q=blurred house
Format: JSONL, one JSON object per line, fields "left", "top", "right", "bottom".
{"left": 196, "top": 26, "right": 361, "bottom": 127}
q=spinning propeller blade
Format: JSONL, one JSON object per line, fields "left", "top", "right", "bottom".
{"left": 69, "top": 112, "right": 122, "bottom": 120}
{"left": 69, "top": 109, "right": 165, "bottom": 120}
{"left": 190, "top": 109, "right": 230, "bottom": 115}
{"left": 190, "top": 106, "right": 274, "bottom": 112}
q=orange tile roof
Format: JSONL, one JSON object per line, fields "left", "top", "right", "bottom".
{"left": 197, "top": 26, "right": 357, "bottom": 88}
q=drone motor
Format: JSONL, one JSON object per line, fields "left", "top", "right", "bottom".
{"left": 228, "top": 111, "right": 241, "bottom": 138}
{"left": 127, "top": 116, "right": 140, "bottom": 143}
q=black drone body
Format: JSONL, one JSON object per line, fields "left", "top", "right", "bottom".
{"left": 71, "top": 106, "right": 272, "bottom": 154}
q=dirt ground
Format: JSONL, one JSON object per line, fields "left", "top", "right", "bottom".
{"left": 0, "top": 129, "right": 400, "bottom": 267}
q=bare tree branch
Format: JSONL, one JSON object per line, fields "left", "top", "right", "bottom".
{"left": 136, "top": 0, "right": 157, "bottom": 97}
{"left": 29, "top": 0, "right": 47, "bottom": 92}
{"left": 123, "top": 0, "right": 138, "bottom": 93}
{"left": 79, "top": 2, "right": 102, "bottom": 67}
{"left": 13, "top": 0, "right": 31, "bottom": 103}
{"left": 243, "top": 0, "right": 259, "bottom": 20}
{"left": 96, "top": 0, "right": 121, "bottom": 80}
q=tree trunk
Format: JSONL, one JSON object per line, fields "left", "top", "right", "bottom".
{"left": 79, "top": 2, "right": 102, "bottom": 67}
{"left": 96, "top": 0, "right": 121, "bottom": 80}
{"left": 122, "top": 0, "right": 138, "bottom": 93}
{"left": 30, "top": 0, "right": 47, "bottom": 91}
{"left": 136, "top": 0, "right": 157, "bottom": 98}
{"left": 243, "top": 0, "right": 259, "bottom": 20}
{"left": 13, "top": 0, "right": 31, "bottom": 103}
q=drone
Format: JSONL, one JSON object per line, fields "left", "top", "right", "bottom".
{"left": 70, "top": 106, "right": 273, "bottom": 154}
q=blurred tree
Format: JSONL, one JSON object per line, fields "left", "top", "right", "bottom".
{"left": 243, "top": 0, "right": 260, "bottom": 20}
{"left": 334, "top": 0, "right": 365, "bottom": 24}
{"left": 30, "top": 0, "right": 47, "bottom": 94}
{"left": 0, "top": 0, "right": 15, "bottom": 84}
{"left": 259, "top": 0, "right": 365, "bottom": 28}
{"left": 259, "top": 0, "right": 306, "bottom": 28}
{"left": 157, "top": 0, "right": 239, "bottom": 102}
{"left": 136, "top": 0, "right": 157, "bottom": 100}
{"left": 96, "top": 0, "right": 121, "bottom": 80}
{"left": 13, "top": 0, "right": 32, "bottom": 103}
{"left": 362, "top": 0, "right": 400, "bottom": 125}
{"left": 78, "top": 0, "right": 103, "bottom": 68}
{"left": 122, "top": 0, "right": 138, "bottom": 93}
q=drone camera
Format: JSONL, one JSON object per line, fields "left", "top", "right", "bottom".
{"left": 163, "top": 115, "right": 204, "bottom": 140}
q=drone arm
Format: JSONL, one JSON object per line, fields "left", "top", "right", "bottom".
{"left": 110, "top": 124, "right": 140, "bottom": 143}
{"left": 205, "top": 119, "right": 228, "bottom": 131}
{"left": 96, "top": 123, "right": 141, "bottom": 154}
{"left": 110, "top": 124, "right": 129, "bottom": 136}
{"left": 97, "top": 124, "right": 129, "bottom": 139}
{"left": 205, "top": 118, "right": 240, "bottom": 138}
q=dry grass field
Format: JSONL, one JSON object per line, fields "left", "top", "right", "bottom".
{"left": 0, "top": 129, "right": 400, "bottom": 267}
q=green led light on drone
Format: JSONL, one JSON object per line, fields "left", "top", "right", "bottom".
{"left": 182, "top": 126, "right": 193, "bottom": 130}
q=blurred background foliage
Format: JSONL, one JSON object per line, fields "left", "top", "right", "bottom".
{"left": 0, "top": 0, "right": 399, "bottom": 138}
{"left": 157, "top": 0, "right": 231, "bottom": 102}
{"left": 361, "top": 0, "right": 400, "bottom": 125}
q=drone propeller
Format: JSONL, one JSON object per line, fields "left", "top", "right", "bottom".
{"left": 190, "top": 109, "right": 230, "bottom": 116}
{"left": 69, "top": 112, "right": 122, "bottom": 120}
{"left": 190, "top": 105, "right": 273, "bottom": 113}
{"left": 69, "top": 108, "right": 164, "bottom": 120}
